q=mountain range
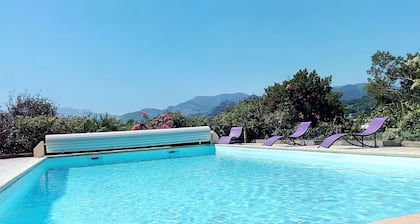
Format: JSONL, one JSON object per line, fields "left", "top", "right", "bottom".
{"left": 58, "top": 107, "right": 95, "bottom": 117}
{"left": 332, "top": 83, "right": 366, "bottom": 100}
{"left": 119, "top": 93, "right": 249, "bottom": 122}
{"left": 59, "top": 83, "right": 367, "bottom": 121}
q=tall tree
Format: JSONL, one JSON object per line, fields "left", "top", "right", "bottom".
{"left": 262, "top": 69, "right": 343, "bottom": 127}
{"left": 366, "top": 51, "right": 420, "bottom": 117}
{"left": 365, "top": 51, "right": 420, "bottom": 140}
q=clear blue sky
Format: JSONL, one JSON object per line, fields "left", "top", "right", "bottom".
{"left": 1, "top": 0, "right": 419, "bottom": 115}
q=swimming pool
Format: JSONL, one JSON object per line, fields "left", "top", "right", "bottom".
{"left": 1, "top": 145, "right": 420, "bottom": 223}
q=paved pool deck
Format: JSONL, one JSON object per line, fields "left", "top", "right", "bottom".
{"left": 1, "top": 143, "right": 419, "bottom": 223}
{"left": 0, "top": 156, "right": 44, "bottom": 191}
{"left": 236, "top": 142, "right": 420, "bottom": 158}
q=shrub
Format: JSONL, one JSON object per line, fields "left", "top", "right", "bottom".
{"left": 133, "top": 112, "right": 177, "bottom": 130}
{"left": 8, "top": 116, "right": 55, "bottom": 154}
{"left": 7, "top": 93, "right": 57, "bottom": 117}
{"left": 0, "top": 111, "right": 13, "bottom": 154}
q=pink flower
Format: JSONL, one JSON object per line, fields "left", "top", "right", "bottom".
{"left": 166, "top": 120, "right": 174, "bottom": 126}
{"left": 131, "top": 122, "right": 142, "bottom": 130}
{"left": 286, "top": 84, "right": 293, "bottom": 91}
{"left": 141, "top": 112, "right": 148, "bottom": 118}
{"left": 162, "top": 125, "right": 169, "bottom": 129}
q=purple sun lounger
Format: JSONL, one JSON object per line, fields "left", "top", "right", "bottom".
{"left": 263, "top": 121, "right": 312, "bottom": 146}
{"left": 319, "top": 117, "right": 388, "bottom": 148}
{"left": 218, "top": 127, "right": 243, "bottom": 144}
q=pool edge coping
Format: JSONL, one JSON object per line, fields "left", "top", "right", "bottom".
{"left": 0, "top": 157, "right": 46, "bottom": 192}
{"left": 217, "top": 143, "right": 420, "bottom": 158}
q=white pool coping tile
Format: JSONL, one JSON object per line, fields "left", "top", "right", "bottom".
{"left": 0, "top": 157, "right": 44, "bottom": 191}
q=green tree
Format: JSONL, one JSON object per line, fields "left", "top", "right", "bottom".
{"left": 366, "top": 51, "right": 420, "bottom": 115}
{"left": 262, "top": 69, "right": 344, "bottom": 127}
{"left": 342, "top": 96, "right": 376, "bottom": 115}
{"left": 366, "top": 51, "right": 420, "bottom": 140}
{"left": 95, "top": 114, "right": 124, "bottom": 132}
{"left": 166, "top": 112, "right": 187, "bottom": 128}
{"left": 184, "top": 116, "right": 208, "bottom": 127}
{"left": 210, "top": 96, "right": 263, "bottom": 142}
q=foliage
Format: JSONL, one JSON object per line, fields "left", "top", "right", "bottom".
{"left": 342, "top": 95, "right": 376, "bottom": 116}
{"left": 7, "top": 93, "right": 57, "bottom": 118}
{"left": 1, "top": 93, "right": 129, "bottom": 155}
{"left": 262, "top": 69, "right": 344, "bottom": 128}
{"left": 50, "top": 117, "right": 87, "bottom": 134}
{"left": 9, "top": 116, "right": 55, "bottom": 154}
{"left": 184, "top": 116, "right": 208, "bottom": 127}
{"left": 366, "top": 51, "right": 420, "bottom": 117}
{"left": 94, "top": 114, "right": 125, "bottom": 132}
{"left": 166, "top": 112, "right": 187, "bottom": 128}
{"left": 149, "top": 114, "right": 175, "bottom": 129}
{"left": 398, "top": 104, "right": 420, "bottom": 141}
{"left": 132, "top": 112, "right": 176, "bottom": 130}
{"left": 382, "top": 128, "right": 401, "bottom": 141}
{"left": 366, "top": 51, "right": 420, "bottom": 140}
{"left": 210, "top": 69, "right": 345, "bottom": 142}
{"left": 131, "top": 111, "right": 208, "bottom": 130}
{"left": 305, "top": 121, "right": 342, "bottom": 140}
{"left": 1, "top": 93, "right": 58, "bottom": 155}
{"left": 210, "top": 96, "right": 263, "bottom": 142}
{"left": 0, "top": 111, "right": 13, "bottom": 154}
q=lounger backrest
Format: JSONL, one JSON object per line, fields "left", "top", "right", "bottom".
{"left": 229, "top": 127, "right": 243, "bottom": 138}
{"left": 359, "top": 117, "right": 387, "bottom": 136}
{"left": 289, "top": 121, "right": 311, "bottom": 138}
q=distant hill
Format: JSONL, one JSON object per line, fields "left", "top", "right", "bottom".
{"left": 63, "top": 84, "right": 367, "bottom": 120}
{"left": 57, "top": 107, "right": 113, "bottom": 118}
{"left": 58, "top": 107, "right": 95, "bottom": 117}
{"left": 333, "top": 83, "right": 367, "bottom": 101}
{"left": 167, "top": 93, "right": 249, "bottom": 117}
{"left": 119, "top": 92, "right": 249, "bottom": 122}
{"left": 204, "top": 100, "right": 238, "bottom": 117}
{"left": 118, "top": 108, "right": 164, "bottom": 122}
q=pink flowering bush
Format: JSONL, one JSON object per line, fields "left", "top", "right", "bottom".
{"left": 131, "top": 122, "right": 142, "bottom": 130}
{"left": 132, "top": 112, "right": 175, "bottom": 130}
{"left": 150, "top": 114, "right": 174, "bottom": 129}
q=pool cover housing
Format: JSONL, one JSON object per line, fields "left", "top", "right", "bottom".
{"left": 45, "top": 126, "right": 212, "bottom": 154}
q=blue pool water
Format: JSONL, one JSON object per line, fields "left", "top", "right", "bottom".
{"left": 1, "top": 145, "right": 420, "bottom": 223}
